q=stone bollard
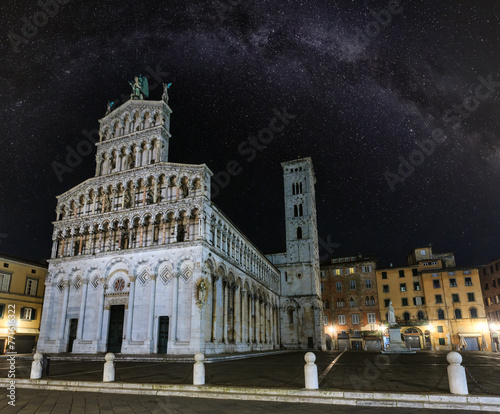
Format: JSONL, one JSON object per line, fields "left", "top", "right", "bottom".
{"left": 304, "top": 352, "right": 318, "bottom": 390}
{"left": 193, "top": 352, "right": 205, "bottom": 385}
{"left": 30, "top": 352, "right": 43, "bottom": 379}
{"left": 103, "top": 353, "right": 115, "bottom": 382}
{"left": 447, "top": 352, "right": 468, "bottom": 395}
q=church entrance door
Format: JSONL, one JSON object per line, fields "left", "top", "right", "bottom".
{"left": 67, "top": 319, "right": 78, "bottom": 352}
{"left": 107, "top": 305, "right": 124, "bottom": 353}
{"left": 157, "top": 316, "right": 169, "bottom": 354}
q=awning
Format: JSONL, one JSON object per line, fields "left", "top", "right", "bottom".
{"left": 458, "top": 333, "right": 481, "bottom": 338}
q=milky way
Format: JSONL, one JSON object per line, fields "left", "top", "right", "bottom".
{"left": 1, "top": 0, "right": 500, "bottom": 266}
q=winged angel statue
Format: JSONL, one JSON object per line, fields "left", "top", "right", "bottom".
{"left": 129, "top": 75, "right": 149, "bottom": 100}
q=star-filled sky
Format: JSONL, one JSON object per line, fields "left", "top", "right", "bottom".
{"left": 1, "top": 0, "right": 500, "bottom": 267}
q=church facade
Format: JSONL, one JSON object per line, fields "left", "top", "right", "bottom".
{"left": 37, "top": 82, "right": 325, "bottom": 355}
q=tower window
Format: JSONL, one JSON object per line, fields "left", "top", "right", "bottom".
{"left": 297, "top": 227, "right": 302, "bottom": 239}
{"left": 299, "top": 204, "right": 303, "bottom": 216}
{"left": 294, "top": 205, "right": 298, "bottom": 217}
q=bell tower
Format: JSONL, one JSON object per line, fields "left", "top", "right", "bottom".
{"left": 267, "top": 157, "right": 325, "bottom": 350}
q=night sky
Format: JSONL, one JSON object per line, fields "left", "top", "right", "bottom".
{"left": 1, "top": 0, "right": 500, "bottom": 267}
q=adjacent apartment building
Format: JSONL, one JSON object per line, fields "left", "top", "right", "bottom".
{"left": 479, "top": 258, "right": 500, "bottom": 348}
{"left": 0, "top": 254, "right": 48, "bottom": 353}
{"left": 376, "top": 247, "right": 490, "bottom": 351}
{"left": 321, "top": 254, "right": 380, "bottom": 350}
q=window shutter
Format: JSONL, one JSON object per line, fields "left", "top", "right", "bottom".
{"left": 421, "top": 297, "right": 425, "bottom": 305}
{"left": 31, "top": 309, "right": 36, "bottom": 320}
{"left": 413, "top": 297, "right": 416, "bottom": 305}
{"left": 21, "top": 307, "right": 25, "bottom": 319}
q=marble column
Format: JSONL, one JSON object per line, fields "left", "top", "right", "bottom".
{"left": 223, "top": 282, "right": 228, "bottom": 344}
{"left": 234, "top": 286, "right": 241, "bottom": 343}
{"left": 255, "top": 296, "right": 260, "bottom": 344}
{"left": 241, "top": 289, "right": 247, "bottom": 344}
{"left": 147, "top": 275, "right": 157, "bottom": 346}
{"left": 95, "top": 278, "right": 106, "bottom": 343}
{"left": 211, "top": 277, "right": 218, "bottom": 342}
{"left": 76, "top": 279, "right": 89, "bottom": 340}
{"left": 248, "top": 294, "right": 253, "bottom": 344}
{"left": 58, "top": 280, "right": 70, "bottom": 342}
{"left": 125, "top": 276, "right": 136, "bottom": 341}
{"left": 171, "top": 275, "right": 179, "bottom": 342}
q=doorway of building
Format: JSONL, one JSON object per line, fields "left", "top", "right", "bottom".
{"left": 307, "top": 336, "right": 314, "bottom": 349}
{"left": 107, "top": 305, "right": 125, "bottom": 353}
{"left": 67, "top": 319, "right": 78, "bottom": 352}
{"left": 463, "top": 336, "right": 479, "bottom": 350}
{"left": 157, "top": 316, "right": 169, "bottom": 354}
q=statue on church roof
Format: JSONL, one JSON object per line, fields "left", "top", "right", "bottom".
{"left": 162, "top": 82, "right": 172, "bottom": 102}
{"left": 129, "top": 75, "right": 149, "bottom": 100}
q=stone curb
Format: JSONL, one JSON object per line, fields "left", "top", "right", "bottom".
{"left": 6, "top": 350, "right": 292, "bottom": 363}
{"left": 4, "top": 379, "right": 500, "bottom": 411}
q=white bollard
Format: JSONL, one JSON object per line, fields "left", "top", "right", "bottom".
{"left": 193, "top": 352, "right": 205, "bottom": 385}
{"left": 447, "top": 352, "right": 468, "bottom": 395}
{"left": 30, "top": 352, "right": 43, "bottom": 379}
{"left": 103, "top": 353, "right": 115, "bottom": 382}
{"left": 304, "top": 352, "right": 318, "bottom": 390}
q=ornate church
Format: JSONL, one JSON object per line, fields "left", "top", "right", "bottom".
{"left": 37, "top": 79, "right": 326, "bottom": 355}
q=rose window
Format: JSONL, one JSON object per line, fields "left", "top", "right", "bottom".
{"left": 114, "top": 277, "right": 125, "bottom": 292}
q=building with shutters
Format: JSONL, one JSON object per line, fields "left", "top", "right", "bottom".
{"left": 319, "top": 255, "right": 380, "bottom": 350}
{"left": 36, "top": 81, "right": 325, "bottom": 355}
{"left": 0, "top": 254, "right": 48, "bottom": 354}
{"left": 479, "top": 258, "right": 500, "bottom": 348}
{"left": 376, "top": 247, "right": 490, "bottom": 351}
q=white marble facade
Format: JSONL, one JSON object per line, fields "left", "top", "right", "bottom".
{"left": 37, "top": 85, "right": 323, "bottom": 355}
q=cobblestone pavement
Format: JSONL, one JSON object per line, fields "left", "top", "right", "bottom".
{"left": 0, "top": 350, "right": 498, "bottom": 395}
{"left": 0, "top": 390, "right": 480, "bottom": 414}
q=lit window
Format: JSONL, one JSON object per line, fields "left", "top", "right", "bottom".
{"left": 348, "top": 267, "right": 355, "bottom": 274}
{"left": 21, "top": 307, "right": 36, "bottom": 320}
{"left": 335, "top": 269, "right": 342, "bottom": 275}
{"left": 25, "top": 278, "right": 38, "bottom": 296}
{"left": 367, "top": 313, "right": 376, "bottom": 324}
{"left": 0, "top": 273, "right": 11, "bottom": 292}
{"left": 449, "top": 279, "right": 457, "bottom": 287}
{"left": 400, "top": 283, "right": 406, "bottom": 292}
